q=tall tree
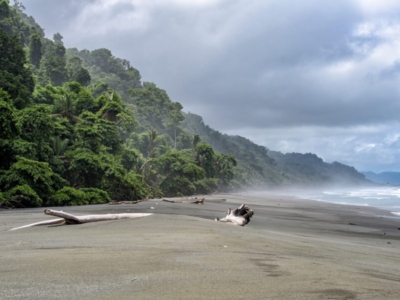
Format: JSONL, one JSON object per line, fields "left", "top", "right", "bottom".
{"left": 29, "top": 33, "right": 42, "bottom": 67}
{"left": 0, "top": 29, "right": 34, "bottom": 108}
{"left": 40, "top": 39, "right": 67, "bottom": 86}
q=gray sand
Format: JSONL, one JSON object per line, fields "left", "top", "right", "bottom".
{"left": 1, "top": 193, "right": 400, "bottom": 299}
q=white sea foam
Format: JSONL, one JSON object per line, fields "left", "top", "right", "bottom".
{"left": 296, "top": 187, "right": 400, "bottom": 213}
{"left": 391, "top": 212, "right": 400, "bottom": 216}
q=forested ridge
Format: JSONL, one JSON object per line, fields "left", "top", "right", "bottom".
{"left": 0, "top": 1, "right": 369, "bottom": 208}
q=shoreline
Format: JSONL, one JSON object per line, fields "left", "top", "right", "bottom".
{"left": 1, "top": 193, "right": 400, "bottom": 299}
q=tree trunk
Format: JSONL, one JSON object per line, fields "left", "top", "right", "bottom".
{"left": 10, "top": 209, "right": 153, "bottom": 231}
{"left": 215, "top": 204, "right": 253, "bottom": 226}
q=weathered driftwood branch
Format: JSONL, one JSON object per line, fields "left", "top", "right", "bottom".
{"left": 162, "top": 197, "right": 204, "bottom": 204}
{"left": 215, "top": 204, "right": 254, "bottom": 226}
{"left": 10, "top": 209, "right": 153, "bottom": 231}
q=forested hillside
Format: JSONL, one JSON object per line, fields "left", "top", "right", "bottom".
{"left": 182, "top": 113, "right": 370, "bottom": 187}
{"left": 362, "top": 171, "right": 400, "bottom": 185}
{"left": 0, "top": 0, "right": 370, "bottom": 208}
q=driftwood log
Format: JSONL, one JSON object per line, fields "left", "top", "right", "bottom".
{"left": 109, "top": 200, "right": 142, "bottom": 205}
{"left": 163, "top": 197, "right": 204, "bottom": 204}
{"left": 10, "top": 209, "right": 153, "bottom": 231}
{"left": 109, "top": 197, "right": 149, "bottom": 205}
{"left": 215, "top": 204, "right": 254, "bottom": 226}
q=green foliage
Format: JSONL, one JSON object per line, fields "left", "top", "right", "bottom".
{"left": 75, "top": 88, "right": 95, "bottom": 114}
{"left": 5, "top": 184, "right": 42, "bottom": 207}
{"left": 74, "top": 112, "right": 103, "bottom": 152}
{"left": 17, "top": 104, "right": 54, "bottom": 161}
{"left": 52, "top": 93, "right": 81, "bottom": 123}
{"left": 130, "top": 82, "right": 184, "bottom": 138}
{"left": 194, "top": 178, "right": 219, "bottom": 194}
{"left": 40, "top": 38, "right": 67, "bottom": 86}
{"left": 80, "top": 188, "right": 110, "bottom": 204}
{"left": 195, "top": 143, "right": 215, "bottom": 177}
{"left": 29, "top": 33, "right": 42, "bottom": 67}
{"left": 51, "top": 136, "right": 69, "bottom": 156}
{"left": 66, "top": 148, "right": 104, "bottom": 187}
{"left": 176, "top": 131, "right": 193, "bottom": 150}
{"left": 0, "top": 156, "right": 67, "bottom": 203}
{"left": 50, "top": 186, "right": 88, "bottom": 206}
{"left": 0, "top": 90, "right": 20, "bottom": 140}
{"left": 67, "top": 47, "right": 141, "bottom": 99}
{"left": 89, "top": 80, "right": 108, "bottom": 98}
{"left": 32, "top": 84, "right": 64, "bottom": 104}
{"left": 152, "top": 150, "right": 206, "bottom": 196}
{"left": 121, "top": 147, "right": 143, "bottom": 172}
{"left": 66, "top": 56, "right": 91, "bottom": 86}
{"left": 0, "top": 190, "right": 5, "bottom": 207}
{"left": 0, "top": 29, "right": 34, "bottom": 108}
{"left": 105, "top": 172, "right": 149, "bottom": 201}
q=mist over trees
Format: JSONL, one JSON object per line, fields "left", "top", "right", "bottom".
{"left": 0, "top": 0, "right": 369, "bottom": 208}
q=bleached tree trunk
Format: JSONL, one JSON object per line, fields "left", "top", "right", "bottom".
{"left": 215, "top": 204, "right": 253, "bottom": 226}
{"left": 10, "top": 209, "right": 153, "bottom": 231}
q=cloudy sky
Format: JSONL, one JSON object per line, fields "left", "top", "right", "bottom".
{"left": 23, "top": 0, "right": 400, "bottom": 172}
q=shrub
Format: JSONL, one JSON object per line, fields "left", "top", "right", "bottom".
{"left": 51, "top": 187, "right": 88, "bottom": 206}
{"left": 5, "top": 184, "right": 42, "bottom": 208}
{"left": 80, "top": 188, "right": 110, "bottom": 204}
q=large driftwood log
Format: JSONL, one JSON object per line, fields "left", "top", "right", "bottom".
{"left": 163, "top": 197, "right": 204, "bottom": 204}
{"left": 10, "top": 209, "right": 153, "bottom": 231}
{"left": 215, "top": 204, "right": 254, "bottom": 226}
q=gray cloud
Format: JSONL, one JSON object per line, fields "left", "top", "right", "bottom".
{"left": 23, "top": 0, "right": 400, "bottom": 172}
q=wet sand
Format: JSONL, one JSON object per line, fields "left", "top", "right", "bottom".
{"left": 1, "top": 193, "right": 400, "bottom": 299}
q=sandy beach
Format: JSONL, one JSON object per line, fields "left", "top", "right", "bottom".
{"left": 1, "top": 193, "right": 400, "bottom": 300}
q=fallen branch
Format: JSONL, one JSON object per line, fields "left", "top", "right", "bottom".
{"left": 109, "top": 200, "right": 142, "bottom": 205}
{"left": 215, "top": 204, "right": 254, "bottom": 226}
{"left": 109, "top": 197, "right": 149, "bottom": 205}
{"left": 162, "top": 197, "right": 204, "bottom": 204}
{"left": 10, "top": 209, "right": 153, "bottom": 231}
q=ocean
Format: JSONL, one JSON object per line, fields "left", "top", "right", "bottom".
{"left": 291, "top": 187, "right": 400, "bottom": 216}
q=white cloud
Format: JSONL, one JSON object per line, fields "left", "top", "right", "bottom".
{"left": 352, "top": 0, "right": 400, "bottom": 15}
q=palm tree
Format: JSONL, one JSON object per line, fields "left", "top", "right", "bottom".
{"left": 51, "top": 136, "right": 69, "bottom": 157}
{"left": 51, "top": 94, "right": 81, "bottom": 123}
{"left": 192, "top": 135, "right": 201, "bottom": 149}
{"left": 147, "top": 130, "right": 158, "bottom": 158}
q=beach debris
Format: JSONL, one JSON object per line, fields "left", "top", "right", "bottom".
{"left": 215, "top": 204, "right": 254, "bottom": 226}
{"left": 109, "top": 200, "right": 142, "bottom": 205}
{"left": 162, "top": 197, "right": 205, "bottom": 204}
{"left": 349, "top": 223, "right": 357, "bottom": 226}
{"left": 10, "top": 209, "right": 153, "bottom": 231}
{"left": 109, "top": 197, "right": 149, "bottom": 205}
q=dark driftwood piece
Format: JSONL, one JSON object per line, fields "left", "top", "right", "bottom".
{"left": 10, "top": 209, "right": 153, "bottom": 231}
{"left": 109, "top": 200, "right": 142, "bottom": 205}
{"left": 162, "top": 197, "right": 204, "bottom": 204}
{"left": 215, "top": 204, "right": 254, "bottom": 226}
{"left": 109, "top": 197, "right": 149, "bottom": 205}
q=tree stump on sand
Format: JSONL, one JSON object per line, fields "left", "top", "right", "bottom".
{"left": 10, "top": 209, "right": 152, "bottom": 230}
{"left": 215, "top": 204, "right": 253, "bottom": 226}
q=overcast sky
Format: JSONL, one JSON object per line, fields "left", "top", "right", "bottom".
{"left": 23, "top": 0, "right": 400, "bottom": 172}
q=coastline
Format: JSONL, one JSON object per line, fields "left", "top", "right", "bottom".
{"left": 1, "top": 193, "right": 400, "bottom": 299}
